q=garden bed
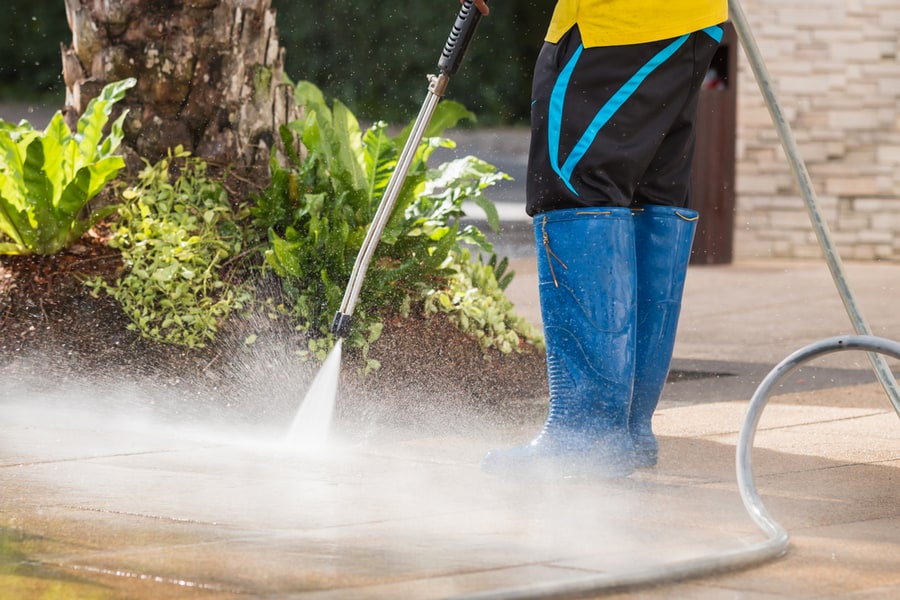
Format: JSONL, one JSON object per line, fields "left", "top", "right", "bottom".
{"left": 0, "top": 241, "right": 548, "bottom": 438}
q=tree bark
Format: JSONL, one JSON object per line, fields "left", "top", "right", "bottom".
{"left": 62, "top": 0, "right": 298, "bottom": 173}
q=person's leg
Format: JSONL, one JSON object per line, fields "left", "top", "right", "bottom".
{"left": 631, "top": 25, "right": 724, "bottom": 208}
{"left": 628, "top": 26, "right": 722, "bottom": 466}
{"left": 488, "top": 26, "right": 721, "bottom": 478}
{"left": 481, "top": 207, "right": 637, "bottom": 478}
{"left": 629, "top": 206, "right": 698, "bottom": 467}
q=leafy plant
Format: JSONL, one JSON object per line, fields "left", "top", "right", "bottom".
{"left": 0, "top": 78, "right": 135, "bottom": 255}
{"left": 255, "top": 81, "right": 540, "bottom": 367}
{"left": 425, "top": 250, "right": 543, "bottom": 356}
{"left": 87, "top": 147, "right": 250, "bottom": 348}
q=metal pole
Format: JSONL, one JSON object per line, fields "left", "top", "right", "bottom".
{"left": 334, "top": 78, "right": 445, "bottom": 327}
{"left": 331, "top": 1, "right": 486, "bottom": 338}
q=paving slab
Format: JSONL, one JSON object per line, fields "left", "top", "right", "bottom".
{"left": 2, "top": 259, "right": 900, "bottom": 598}
{"left": 2, "top": 380, "right": 899, "bottom": 599}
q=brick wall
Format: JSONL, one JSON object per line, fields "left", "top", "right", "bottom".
{"left": 733, "top": 0, "right": 900, "bottom": 261}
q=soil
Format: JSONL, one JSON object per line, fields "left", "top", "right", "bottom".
{"left": 0, "top": 234, "right": 548, "bottom": 440}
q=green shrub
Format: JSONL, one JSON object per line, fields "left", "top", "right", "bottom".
{"left": 425, "top": 250, "right": 543, "bottom": 356}
{"left": 0, "top": 78, "right": 134, "bottom": 255}
{"left": 256, "top": 81, "right": 541, "bottom": 369}
{"left": 87, "top": 147, "right": 250, "bottom": 348}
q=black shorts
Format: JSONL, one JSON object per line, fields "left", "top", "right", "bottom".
{"left": 526, "top": 25, "right": 723, "bottom": 216}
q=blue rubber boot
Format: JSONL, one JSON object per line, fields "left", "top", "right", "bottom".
{"left": 482, "top": 207, "right": 637, "bottom": 479}
{"left": 629, "top": 205, "right": 698, "bottom": 467}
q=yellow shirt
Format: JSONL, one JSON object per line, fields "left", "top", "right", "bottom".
{"left": 546, "top": 0, "right": 728, "bottom": 47}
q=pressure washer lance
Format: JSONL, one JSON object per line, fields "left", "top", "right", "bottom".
{"left": 330, "top": 1, "right": 487, "bottom": 338}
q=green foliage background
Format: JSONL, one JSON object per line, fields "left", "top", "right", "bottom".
{"left": 0, "top": 0, "right": 69, "bottom": 99}
{"left": 1, "top": 1, "right": 552, "bottom": 125}
{"left": 274, "top": 2, "right": 551, "bottom": 125}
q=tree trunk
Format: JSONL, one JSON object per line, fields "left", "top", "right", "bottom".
{"left": 61, "top": 0, "right": 298, "bottom": 173}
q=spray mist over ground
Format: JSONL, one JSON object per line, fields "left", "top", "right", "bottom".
{"left": 0, "top": 300, "right": 768, "bottom": 599}
{"left": 2, "top": 249, "right": 755, "bottom": 593}
{"left": 2, "top": 374, "right": 748, "bottom": 587}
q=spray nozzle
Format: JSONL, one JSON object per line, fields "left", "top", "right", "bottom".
{"left": 331, "top": 311, "right": 353, "bottom": 338}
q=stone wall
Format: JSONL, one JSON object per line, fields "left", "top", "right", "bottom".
{"left": 733, "top": 0, "right": 900, "bottom": 261}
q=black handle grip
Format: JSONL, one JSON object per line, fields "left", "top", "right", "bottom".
{"left": 438, "top": 1, "right": 487, "bottom": 76}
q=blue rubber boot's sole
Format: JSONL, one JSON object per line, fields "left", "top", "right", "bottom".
{"left": 631, "top": 434, "right": 659, "bottom": 469}
{"left": 482, "top": 429, "right": 635, "bottom": 480}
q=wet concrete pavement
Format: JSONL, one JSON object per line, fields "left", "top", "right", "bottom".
{"left": 3, "top": 253, "right": 900, "bottom": 599}
{"left": 2, "top": 124, "right": 899, "bottom": 598}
